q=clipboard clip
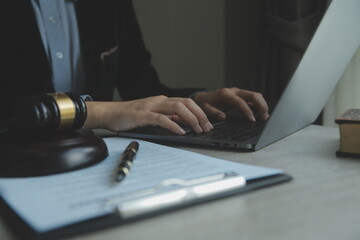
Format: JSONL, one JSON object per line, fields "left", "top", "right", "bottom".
{"left": 104, "top": 172, "right": 246, "bottom": 219}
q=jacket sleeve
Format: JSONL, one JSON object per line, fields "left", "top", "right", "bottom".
{"left": 115, "top": 0, "right": 204, "bottom": 101}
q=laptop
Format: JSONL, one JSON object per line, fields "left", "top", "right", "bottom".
{"left": 118, "top": 0, "right": 360, "bottom": 151}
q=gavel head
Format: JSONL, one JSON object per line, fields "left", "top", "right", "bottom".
{"left": 9, "top": 92, "right": 87, "bottom": 136}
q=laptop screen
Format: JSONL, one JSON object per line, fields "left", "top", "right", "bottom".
{"left": 254, "top": 0, "right": 360, "bottom": 150}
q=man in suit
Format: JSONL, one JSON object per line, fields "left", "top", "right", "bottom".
{"left": 0, "top": 0, "right": 269, "bottom": 134}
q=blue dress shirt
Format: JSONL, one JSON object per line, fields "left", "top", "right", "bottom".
{"left": 30, "top": 0, "right": 85, "bottom": 93}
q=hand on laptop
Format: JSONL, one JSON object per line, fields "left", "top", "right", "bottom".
{"left": 84, "top": 96, "right": 213, "bottom": 135}
{"left": 192, "top": 87, "right": 269, "bottom": 122}
{"left": 83, "top": 88, "right": 268, "bottom": 135}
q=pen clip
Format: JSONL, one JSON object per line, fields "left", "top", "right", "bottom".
{"left": 105, "top": 172, "right": 238, "bottom": 206}
{"left": 104, "top": 172, "right": 246, "bottom": 219}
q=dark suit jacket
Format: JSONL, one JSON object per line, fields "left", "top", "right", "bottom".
{"left": 0, "top": 0, "right": 202, "bottom": 121}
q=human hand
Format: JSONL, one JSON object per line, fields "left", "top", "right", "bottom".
{"left": 192, "top": 88, "right": 269, "bottom": 122}
{"left": 84, "top": 96, "right": 213, "bottom": 135}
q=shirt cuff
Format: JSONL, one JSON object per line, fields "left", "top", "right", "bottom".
{"left": 80, "top": 95, "right": 93, "bottom": 101}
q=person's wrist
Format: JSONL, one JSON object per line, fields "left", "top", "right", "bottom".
{"left": 84, "top": 102, "right": 105, "bottom": 129}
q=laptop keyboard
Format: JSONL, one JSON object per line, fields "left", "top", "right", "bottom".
{"left": 186, "top": 119, "right": 265, "bottom": 141}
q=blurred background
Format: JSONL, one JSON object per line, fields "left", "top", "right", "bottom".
{"left": 132, "top": 0, "right": 360, "bottom": 127}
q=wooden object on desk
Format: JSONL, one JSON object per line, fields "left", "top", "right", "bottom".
{"left": 335, "top": 108, "right": 360, "bottom": 158}
{"left": 0, "top": 129, "right": 108, "bottom": 177}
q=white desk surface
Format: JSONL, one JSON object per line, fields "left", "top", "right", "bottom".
{"left": 1, "top": 125, "right": 360, "bottom": 240}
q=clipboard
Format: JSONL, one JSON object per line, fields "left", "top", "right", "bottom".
{"left": 0, "top": 174, "right": 291, "bottom": 240}
{"left": 0, "top": 138, "right": 292, "bottom": 240}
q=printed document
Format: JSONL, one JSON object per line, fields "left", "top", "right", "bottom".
{"left": 0, "top": 138, "right": 282, "bottom": 233}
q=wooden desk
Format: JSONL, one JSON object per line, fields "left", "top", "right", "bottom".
{"left": 1, "top": 125, "right": 360, "bottom": 240}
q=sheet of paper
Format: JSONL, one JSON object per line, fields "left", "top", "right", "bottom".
{"left": 0, "top": 138, "right": 282, "bottom": 233}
